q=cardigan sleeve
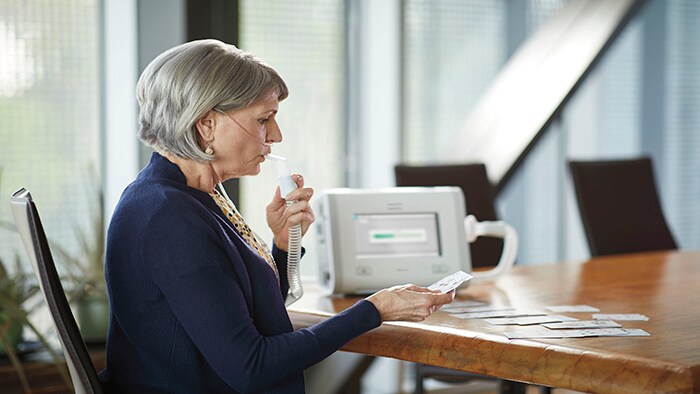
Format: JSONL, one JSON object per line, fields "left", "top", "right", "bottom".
{"left": 142, "top": 203, "right": 381, "bottom": 392}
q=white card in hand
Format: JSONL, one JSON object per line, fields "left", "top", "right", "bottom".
{"left": 427, "top": 271, "right": 473, "bottom": 293}
{"left": 544, "top": 305, "right": 600, "bottom": 313}
{"left": 543, "top": 320, "right": 621, "bottom": 329}
{"left": 592, "top": 314, "right": 649, "bottom": 321}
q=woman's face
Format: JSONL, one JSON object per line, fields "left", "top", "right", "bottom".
{"left": 210, "top": 92, "right": 282, "bottom": 179}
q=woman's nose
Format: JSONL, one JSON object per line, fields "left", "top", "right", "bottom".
{"left": 267, "top": 118, "right": 283, "bottom": 143}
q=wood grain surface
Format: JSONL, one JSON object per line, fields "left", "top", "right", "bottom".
{"left": 288, "top": 250, "right": 700, "bottom": 393}
{"left": 0, "top": 349, "right": 105, "bottom": 394}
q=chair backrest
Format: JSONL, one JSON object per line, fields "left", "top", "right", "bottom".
{"left": 395, "top": 164, "right": 503, "bottom": 269}
{"left": 568, "top": 157, "right": 678, "bottom": 257}
{"left": 10, "top": 188, "right": 103, "bottom": 394}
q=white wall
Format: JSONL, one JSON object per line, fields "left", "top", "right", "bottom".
{"left": 348, "top": 0, "right": 402, "bottom": 189}
{"left": 103, "top": 0, "right": 139, "bottom": 223}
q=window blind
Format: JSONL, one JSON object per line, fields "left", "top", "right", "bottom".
{"left": 0, "top": 0, "right": 101, "bottom": 265}
{"left": 238, "top": 0, "right": 345, "bottom": 274}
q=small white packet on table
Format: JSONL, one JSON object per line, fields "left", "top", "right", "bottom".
{"left": 544, "top": 320, "right": 621, "bottom": 329}
{"left": 441, "top": 300, "right": 488, "bottom": 311}
{"left": 504, "top": 328, "right": 650, "bottom": 339}
{"left": 453, "top": 310, "right": 546, "bottom": 319}
{"left": 592, "top": 314, "right": 649, "bottom": 321}
{"left": 544, "top": 305, "right": 600, "bottom": 313}
{"left": 485, "top": 315, "right": 577, "bottom": 326}
{"left": 446, "top": 305, "right": 515, "bottom": 314}
{"left": 576, "top": 328, "right": 651, "bottom": 337}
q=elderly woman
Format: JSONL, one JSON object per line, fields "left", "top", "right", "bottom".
{"left": 99, "top": 39, "right": 454, "bottom": 393}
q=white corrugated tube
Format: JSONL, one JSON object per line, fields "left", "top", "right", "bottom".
{"left": 266, "top": 154, "right": 303, "bottom": 306}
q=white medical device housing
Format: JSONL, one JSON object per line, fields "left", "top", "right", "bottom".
{"left": 315, "top": 187, "right": 471, "bottom": 295}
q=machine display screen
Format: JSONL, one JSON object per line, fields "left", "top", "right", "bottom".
{"left": 353, "top": 213, "right": 441, "bottom": 258}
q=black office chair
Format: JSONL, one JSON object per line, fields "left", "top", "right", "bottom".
{"left": 568, "top": 157, "right": 678, "bottom": 257}
{"left": 395, "top": 164, "right": 503, "bottom": 269}
{"left": 10, "top": 188, "right": 103, "bottom": 394}
{"left": 395, "top": 164, "right": 523, "bottom": 394}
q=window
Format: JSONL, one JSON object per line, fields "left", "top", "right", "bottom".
{"left": 238, "top": 0, "right": 345, "bottom": 274}
{"left": 663, "top": 0, "right": 700, "bottom": 249}
{"left": 500, "top": 14, "right": 644, "bottom": 264}
{"left": 402, "top": 0, "right": 567, "bottom": 164}
{"left": 0, "top": 1, "right": 101, "bottom": 266}
{"left": 401, "top": 0, "right": 568, "bottom": 264}
{"left": 501, "top": 1, "right": 700, "bottom": 264}
{"left": 402, "top": 0, "right": 507, "bottom": 162}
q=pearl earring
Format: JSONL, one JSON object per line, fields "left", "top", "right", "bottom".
{"left": 205, "top": 145, "right": 214, "bottom": 155}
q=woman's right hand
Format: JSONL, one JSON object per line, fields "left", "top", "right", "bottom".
{"left": 365, "top": 284, "right": 455, "bottom": 322}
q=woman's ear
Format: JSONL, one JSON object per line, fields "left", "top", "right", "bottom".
{"left": 195, "top": 110, "right": 217, "bottom": 143}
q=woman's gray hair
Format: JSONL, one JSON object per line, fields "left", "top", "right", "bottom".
{"left": 136, "top": 39, "right": 288, "bottom": 162}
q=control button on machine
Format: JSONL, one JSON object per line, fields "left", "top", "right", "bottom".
{"left": 432, "top": 264, "right": 448, "bottom": 274}
{"left": 356, "top": 266, "right": 373, "bottom": 276}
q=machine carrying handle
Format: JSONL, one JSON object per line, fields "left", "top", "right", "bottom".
{"left": 463, "top": 215, "right": 518, "bottom": 282}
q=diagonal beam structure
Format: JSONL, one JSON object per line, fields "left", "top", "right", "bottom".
{"left": 444, "top": 0, "right": 648, "bottom": 192}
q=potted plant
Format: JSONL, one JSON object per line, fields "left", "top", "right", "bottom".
{"left": 51, "top": 184, "right": 109, "bottom": 344}
{"left": 0, "top": 252, "right": 71, "bottom": 392}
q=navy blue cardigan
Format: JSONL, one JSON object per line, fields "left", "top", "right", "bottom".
{"left": 99, "top": 153, "right": 381, "bottom": 393}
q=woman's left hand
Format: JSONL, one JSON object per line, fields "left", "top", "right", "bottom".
{"left": 266, "top": 174, "right": 315, "bottom": 251}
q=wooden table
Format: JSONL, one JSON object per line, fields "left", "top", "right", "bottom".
{"left": 288, "top": 250, "right": 700, "bottom": 393}
{"left": 0, "top": 348, "right": 105, "bottom": 394}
